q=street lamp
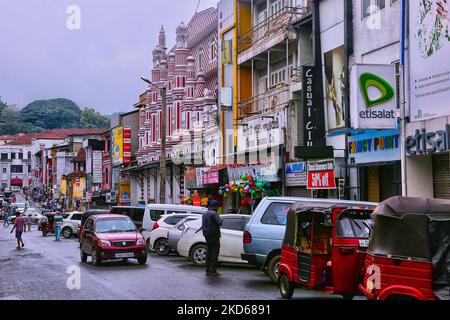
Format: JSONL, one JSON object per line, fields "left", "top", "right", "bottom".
{"left": 141, "top": 76, "right": 167, "bottom": 204}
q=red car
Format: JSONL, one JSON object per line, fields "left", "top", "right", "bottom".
{"left": 79, "top": 214, "right": 147, "bottom": 266}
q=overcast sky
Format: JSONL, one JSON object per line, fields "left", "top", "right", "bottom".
{"left": 0, "top": 0, "right": 218, "bottom": 114}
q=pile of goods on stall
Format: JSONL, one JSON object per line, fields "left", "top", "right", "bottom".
{"left": 180, "top": 191, "right": 209, "bottom": 207}
{"left": 218, "top": 175, "right": 280, "bottom": 207}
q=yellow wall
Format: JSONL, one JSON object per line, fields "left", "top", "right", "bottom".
{"left": 73, "top": 177, "right": 85, "bottom": 200}
{"left": 238, "top": 2, "right": 252, "bottom": 38}
{"left": 60, "top": 178, "right": 67, "bottom": 196}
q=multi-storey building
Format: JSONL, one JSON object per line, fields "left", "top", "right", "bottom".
{"left": 128, "top": 8, "right": 219, "bottom": 205}
{"left": 218, "top": 0, "right": 314, "bottom": 202}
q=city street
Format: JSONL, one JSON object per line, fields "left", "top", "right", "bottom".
{"left": 0, "top": 193, "right": 348, "bottom": 300}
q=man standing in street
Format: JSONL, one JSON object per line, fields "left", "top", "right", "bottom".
{"left": 3, "top": 207, "right": 9, "bottom": 227}
{"left": 10, "top": 212, "right": 25, "bottom": 250}
{"left": 54, "top": 210, "right": 63, "bottom": 241}
{"left": 202, "top": 199, "right": 223, "bottom": 277}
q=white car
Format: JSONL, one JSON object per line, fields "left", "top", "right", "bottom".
{"left": 62, "top": 212, "right": 83, "bottom": 238}
{"left": 177, "top": 214, "right": 250, "bottom": 266}
{"left": 11, "top": 186, "right": 21, "bottom": 192}
{"left": 148, "top": 214, "right": 201, "bottom": 255}
{"left": 11, "top": 202, "right": 27, "bottom": 214}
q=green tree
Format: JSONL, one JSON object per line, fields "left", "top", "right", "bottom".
{"left": 20, "top": 98, "right": 82, "bottom": 129}
{"left": 0, "top": 107, "right": 44, "bottom": 135}
{"left": 80, "top": 107, "right": 110, "bottom": 129}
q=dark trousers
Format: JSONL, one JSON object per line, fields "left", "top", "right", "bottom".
{"left": 205, "top": 237, "right": 220, "bottom": 273}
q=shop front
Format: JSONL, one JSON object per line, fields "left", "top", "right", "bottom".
{"left": 348, "top": 129, "right": 401, "bottom": 202}
{"left": 404, "top": 123, "right": 450, "bottom": 199}
{"left": 199, "top": 166, "right": 228, "bottom": 214}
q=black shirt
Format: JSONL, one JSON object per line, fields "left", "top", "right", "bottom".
{"left": 202, "top": 209, "right": 223, "bottom": 239}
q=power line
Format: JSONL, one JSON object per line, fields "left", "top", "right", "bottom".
{"left": 195, "top": 0, "right": 201, "bottom": 14}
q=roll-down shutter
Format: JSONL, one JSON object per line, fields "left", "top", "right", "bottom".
{"left": 433, "top": 153, "right": 450, "bottom": 199}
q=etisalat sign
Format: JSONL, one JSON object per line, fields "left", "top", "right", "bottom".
{"left": 350, "top": 64, "right": 397, "bottom": 129}
{"left": 405, "top": 124, "right": 450, "bottom": 156}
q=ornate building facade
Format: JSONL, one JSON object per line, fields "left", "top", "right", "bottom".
{"left": 130, "top": 8, "right": 219, "bottom": 204}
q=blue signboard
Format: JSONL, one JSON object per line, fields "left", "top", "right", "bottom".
{"left": 348, "top": 129, "right": 400, "bottom": 164}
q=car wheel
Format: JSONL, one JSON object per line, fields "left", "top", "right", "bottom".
{"left": 267, "top": 254, "right": 281, "bottom": 284}
{"left": 190, "top": 244, "right": 207, "bottom": 266}
{"left": 62, "top": 227, "right": 73, "bottom": 239}
{"left": 146, "top": 238, "right": 151, "bottom": 252}
{"left": 137, "top": 255, "right": 147, "bottom": 265}
{"left": 279, "top": 274, "right": 294, "bottom": 299}
{"left": 80, "top": 248, "right": 88, "bottom": 263}
{"left": 92, "top": 250, "right": 101, "bottom": 266}
{"left": 154, "top": 238, "right": 170, "bottom": 256}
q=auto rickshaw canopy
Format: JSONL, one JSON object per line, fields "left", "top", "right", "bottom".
{"left": 370, "top": 196, "right": 450, "bottom": 300}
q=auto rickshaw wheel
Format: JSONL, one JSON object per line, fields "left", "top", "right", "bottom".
{"left": 279, "top": 274, "right": 294, "bottom": 299}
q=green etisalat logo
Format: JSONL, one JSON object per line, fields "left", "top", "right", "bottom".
{"left": 359, "top": 72, "right": 395, "bottom": 108}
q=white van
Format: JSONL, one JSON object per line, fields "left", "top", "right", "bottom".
{"left": 142, "top": 204, "right": 208, "bottom": 239}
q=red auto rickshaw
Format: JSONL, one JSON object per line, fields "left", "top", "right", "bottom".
{"left": 278, "top": 202, "right": 376, "bottom": 299}
{"left": 359, "top": 196, "right": 450, "bottom": 300}
{"left": 41, "top": 212, "right": 55, "bottom": 236}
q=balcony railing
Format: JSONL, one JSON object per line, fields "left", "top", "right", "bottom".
{"left": 238, "top": 5, "right": 309, "bottom": 54}
{"left": 238, "top": 83, "right": 290, "bottom": 118}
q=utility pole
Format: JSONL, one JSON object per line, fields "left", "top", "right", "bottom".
{"left": 141, "top": 76, "right": 167, "bottom": 204}
{"left": 159, "top": 86, "right": 167, "bottom": 204}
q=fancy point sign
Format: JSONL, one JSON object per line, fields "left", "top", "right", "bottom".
{"left": 306, "top": 159, "right": 336, "bottom": 190}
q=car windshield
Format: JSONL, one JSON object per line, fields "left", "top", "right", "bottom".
{"left": 95, "top": 218, "right": 137, "bottom": 233}
{"left": 337, "top": 217, "right": 373, "bottom": 238}
{"left": 14, "top": 203, "right": 26, "bottom": 208}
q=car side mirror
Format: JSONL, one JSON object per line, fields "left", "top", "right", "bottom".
{"left": 138, "top": 227, "right": 143, "bottom": 234}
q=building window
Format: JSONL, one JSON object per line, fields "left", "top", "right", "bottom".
{"left": 18, "top": 153, "right": 23, "bottom": 160}
{"left": 1, "top": 153, "right": 7, "bottom": 160}
{"left": 11, "top": 153, "right": 16, "bottom": 160}
{"left": 176, "top": 102, "right": 181, "bottom": 130}
{"left": 11, "top": 165, "right": 23, "bottom": 173}
{"left": 211, "top": 35, "right": 218, "bottom": 61}
{"left": 362, "top": 0, "right": 385, "bottom": 19}
{"left": 2, "top": 168, "right": 6, "bottom": 173}
{"left": 28, "top": 165, "right": 31, "bottom": 173}
{"left": 152, "top": 115, "right": 156, "bottom": 142}
{"left": 198, "top": 48, "right": 204, "bottom": 71}
{"left": 27, "top": 151, "right": 31, "bottom": 159}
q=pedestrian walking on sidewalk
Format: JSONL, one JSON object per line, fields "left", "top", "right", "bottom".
{"left": 202, "top": 199, "right": 223, "bottom": 277}
{"left": 54, "top": 210, "right": 63, "bottom": 241}
{"left": 10, "top": 212, "right": 25, "bottom": 250}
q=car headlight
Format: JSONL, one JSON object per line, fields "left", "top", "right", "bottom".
{"left": 97, "top": 240, "right": 111, "bottom": 247}
{"left": 137, "top": 239, "right": 145, "bottom": 245}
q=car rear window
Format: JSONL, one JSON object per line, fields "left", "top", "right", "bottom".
{"left": 164, "top": 215, "right": 188, "bottom": 225}
{"left": 150, "top": 210, "right": 165, "bottom": 221}
{"left": 260, "top": 202, "right": 292, "bottom": 226}
{"left": 221, "top": 217, "right": 245, "bottom": 231}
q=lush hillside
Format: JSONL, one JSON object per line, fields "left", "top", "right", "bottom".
{"left": 0, "top": 98, "right": 110, "bottom": 135}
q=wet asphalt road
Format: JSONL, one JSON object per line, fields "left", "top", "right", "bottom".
{"left": 0, "top": 194, "right": 350, "bottom": 300}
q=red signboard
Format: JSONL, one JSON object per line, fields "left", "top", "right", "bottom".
{"left": 307, "top": 159, "right": 336, "bottom": 190}
{"left": 123, "top": 127, "right": 132, "bottom": 165}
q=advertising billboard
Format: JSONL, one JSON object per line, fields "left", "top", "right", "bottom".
{"left": 350, "top": 64, "right": 397, "bottom": 129}
{"left": 410, "top": 0, "right": 450, "bottom": 121}
{"left": 92, "top": 150, "right": 103, "bottom": 184}
{"left": 285, "top": 162, "right": 307, "bottom": 187}
{"left": 112, "top": 126, "right": 124, "bottom": 165}
{"left": 348, "top": 130, "right": 401, "bottom": 164}
{"left": 307, "top": 159, "right": 336, "bottom": 190}
{"left": 324, "top": 46, "right": 346, "bottom": 131}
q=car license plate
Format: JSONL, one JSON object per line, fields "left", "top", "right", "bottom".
{"left": 115, "top": 252, "right": 134, "bottom": 258}
{"left": 359, "top": 240, "right": 369, "bottom": 248}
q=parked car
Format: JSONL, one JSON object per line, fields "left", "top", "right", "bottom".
{"left": 62, "top": 211, "right": 83, "bottom": 238}
{"left": 242, "top": 197, "right": 377, "bottom": 284}
{"left": 23, "top": 208, "right": 43, "bottom": 224}
{"left": 148, "top": 214, "right": 201, "bottom": 255}
{"left": 110, "top": 206, "right": 145, "bottom": 229}
{"left": 11, "top": 202, "right": 27, "bottom": 214}
{"left": 142, "top": 204, "right": 207, "bottom": 239}
{"left": 79, "top": 214, "right": 147, "bottom": 266}
{"left": 11, "top": 186, "right": 21, "bottom": 192}
{"left": 177, "top": 214, "right": 250, "bottom": 266}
